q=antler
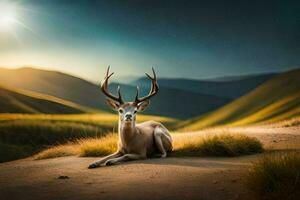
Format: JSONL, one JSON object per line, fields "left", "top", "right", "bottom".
{"left": 100, "top": 66, "right": 124, "bottom": 104}
{"left": 134, "top": 67, "right": 159, "bottom": 104}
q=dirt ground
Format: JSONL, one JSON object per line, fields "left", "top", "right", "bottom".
{"left": 0, "top": 156, "right": 257, "bottom": 200}
{"left": 0, "top": 124, "right": 299, "bottom": 200}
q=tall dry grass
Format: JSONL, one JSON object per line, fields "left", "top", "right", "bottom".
{"left": 36, "top": 133, "right": 263, "bottom": 159}
{"left": 35, "top": 134, "right": 118, "bottom": 159}
{"left": 172, "top": 133, "right": 263, "bottom": 156}
{"left": 246, "top": 151, "right": 300, "bottom": 200}
{"left": 79, "top": 134, "right": 118, "bottom": 157}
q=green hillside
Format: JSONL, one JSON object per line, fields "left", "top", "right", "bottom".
{"left": 180, "top": 68, "right": 300, "bottom": 131}
{"left": 0, "top": 85, "right": 95, "bottom": 114}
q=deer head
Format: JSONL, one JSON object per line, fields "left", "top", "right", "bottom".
{"left": 100, "top": 66, "right": 159, "bottom": 124}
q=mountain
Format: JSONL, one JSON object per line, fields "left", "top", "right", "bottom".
{"left": 0, "top": 85, "right": 92, "bottom": 114}
{"left": 0, "top": 67, "right": 230, "bottom": 119}
{"left": 132, "top": 73, "right": 276, "bottom": 99}
{"left": 205, "top": 73, "right": 277, "bottom": 82}
{"left": 179, "top": 68, "right": 300, "bottom": 131}
{"left": 109, "top": 83, "right": 231, "bottom": 119}
{"left": 114, "top": 75, "right": 140, "bottom": 84}
{"left": 0, "top": 67, "right": 110, "bottom": 112}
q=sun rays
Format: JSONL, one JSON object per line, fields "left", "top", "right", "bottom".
{"left": 0, "top": 1, "right": 43, "bottom": 42}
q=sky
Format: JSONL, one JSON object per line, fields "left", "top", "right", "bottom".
{"left": 0, "top": 0, "right": 299, "bottom": 82}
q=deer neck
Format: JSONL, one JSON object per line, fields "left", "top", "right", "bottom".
{"left": 118, "top": 118, "right": 136, "bottom": 145}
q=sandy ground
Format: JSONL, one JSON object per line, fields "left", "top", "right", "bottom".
{"left": 0, "top": 124, "right": 299, "bottom": 200}
{"left": 0, "top": 156, "right": 257, "bottom": 200}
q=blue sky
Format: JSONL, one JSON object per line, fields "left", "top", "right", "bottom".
{"left": 0, "top": 0, "right": 299, "bottom": 82}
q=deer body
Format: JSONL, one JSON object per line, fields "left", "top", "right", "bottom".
{"left": 88, "top": 67, "right": 172, "bottom": 168}
{"left": 119, "top": 120, "right": 172, "bottom": 156}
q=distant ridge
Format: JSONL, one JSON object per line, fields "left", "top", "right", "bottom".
{"left": 109, "top": 83, "right": 231, "bottom": 119}
{"left": 205, "top": 72, "right": 278, "bottom": 82}
{"left": 132, "top": 73, "right": 276, "bottom": 98}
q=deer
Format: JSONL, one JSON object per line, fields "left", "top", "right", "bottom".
{"left": 88, "top": 67, "right": 173, "bottom": 168}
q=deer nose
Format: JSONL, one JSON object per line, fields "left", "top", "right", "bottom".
{"left": 125, "top": 113, "right": 132, "bottom": 120}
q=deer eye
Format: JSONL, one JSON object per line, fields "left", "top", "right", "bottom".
{"left": 119, "top": 109, "right": 124, "bottom": 113}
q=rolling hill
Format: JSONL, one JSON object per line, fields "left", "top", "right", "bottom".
{"left": 132, "top": 73, "right": 276, "bottom": 99}
{"left": 180, "top": 68, "right": 300, "bottom": 131}
{"left": 0, "top": 85, "right": 93, "bottom": 114}
{"left": 0, "top": 67, "right": 110, "bottom": 112}
{"left": 0, "top": 67, "right": 230, "bottom": 119}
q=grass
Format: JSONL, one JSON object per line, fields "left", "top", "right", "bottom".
{"left": 246, "top": 151, "right": 300, "bottom": 200}
{"left": 35, "top": 134, "right": 118, "bottom": 159}
{"left": 0, "top": 113, "right": 178, "bottom": 162}
{"left": 0, "top": 120, "right": 107, "bottom": 162}
{"left": 79, "top": 134, "right": 118, "bottom": 157}
{"left": 172, "top": 133, "right": 263, "bottom": 157}
{"left": 0, "top": 120, "right": 108, "bottom": 145}
{"left": 279, "top": 118, "right": 300, "bottom": 127}
{"left": 179, "top": 69, "right": 300, "bottom": 131}
{"left": 0, "top": 142, "right": 37, "bottom": 162}
{"left": 35, "top": 133, "right": 263, "bottom": 159}
{"left": 34, "top": 143, "right": 80, "bottom": 160}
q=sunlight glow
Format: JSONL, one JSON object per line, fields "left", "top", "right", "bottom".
{"left": 0, "top": 2, "right": 17, "bottom": 32}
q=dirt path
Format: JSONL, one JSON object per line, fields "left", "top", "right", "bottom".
{"left": 0, "top": 156, "right": 257, "bottom": 200}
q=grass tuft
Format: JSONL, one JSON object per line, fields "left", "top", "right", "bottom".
{"left": 35, "top": 133, "right": 118, "bottom": 159}
{"left": 246, "top": 151, "right": 300, "bottom": 200}
{"left": 35, "top": 143, "right": 79, "bottom": 160}
{"left": 79, "top": 134, "right": 118, "bottom": 157}
{"left": 172, "top": 133, "right": 263, "bottom": 157}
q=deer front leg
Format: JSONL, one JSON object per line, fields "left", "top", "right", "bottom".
{"left": 105, "top": 153, "right": 146, "bottom": 166}
{"left": 88, "top": 151, "right": 122, "bottom": 169}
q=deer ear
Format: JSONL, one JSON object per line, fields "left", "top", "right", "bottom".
{"left": 137, "top": 100, "right": 150, "bottom": 112}
{"left": 106, "top": 98, "right": 120, "bottom": 111}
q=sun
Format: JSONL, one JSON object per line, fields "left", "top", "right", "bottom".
{"left": 0, "top": 2, "right": 17, "bottom": 32}
{"left": 0, "top": 1, "right": 38, "bottom": 40}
